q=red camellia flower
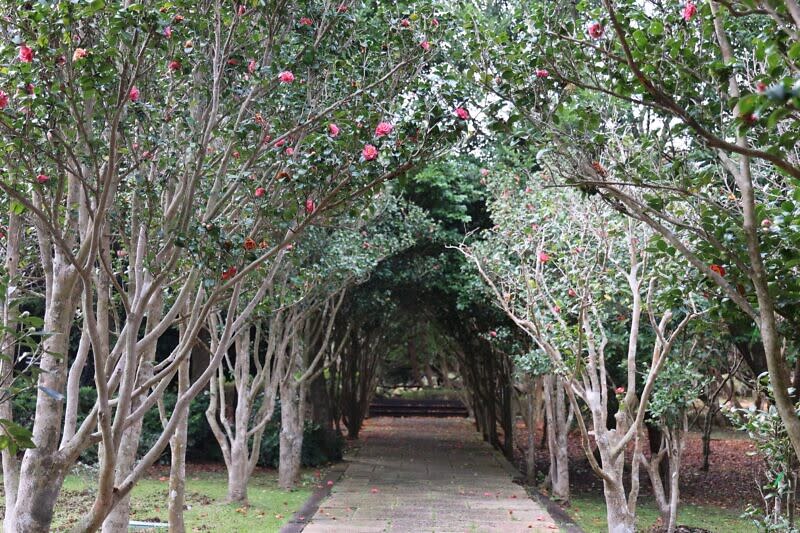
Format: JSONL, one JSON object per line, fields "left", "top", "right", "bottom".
{"left": 431, "top": 18, "right": 439, "bottom": 27}
{"left": 299, "top": 17, "right": 313, "bottom": 26}
{"left": 237, "top": 5, "right": 246, "bottom": 16}
{"left": 682, "top": 2, "right": 698, "bottom": 22}
{"left": 337, "top": 4, "right": 347, "bottom": 12}
{"left": 587, "top": 21, "right": 604, "bottom": 39}
{"left": 221, "top": 266, "right": 238, "bottom": 281}
{"left": 255, "top": 186, "right": 266, "bottom": 198}
{"left": 362, "top": 144, "right": 378, "bottom": 161}
{"left": 455, "top": 107, "right": 469, "bottom": 120}
{"left": 168, "top": 60, "right": 181, "bottom": 71}
{"left": 568, "top": 288, "right": 577, "bottom": 297}
{"left": 36, "top": 173, "right": 49, "bottom": 184}
{"left": 756, "top": 81, "right": 767, "bottom": 94}
{"left": 278, "top": 71, "right": 295, "bottom": 83}
{"left": 19, "top": 45, "right": 34, "bottom": 63}
{"left": 375, "top": 121, "right": 393, "bottom": 137}
{"left": 710, "top": 264, "right": 726, "bottom": 277}
{"left": 174, "top": 14, "right": 185, "bottom": 23}
{"left": 420, "top": 40, "right": 431, "bottom": 51}
{"left": 328, "top": 123, "right": 340, "bottom": 137}
{"left": 25, "top": 83, "right": 34, "bottom": 95}
{"left": 535, "top": 69, "right": 549, "bottom": 78}
{"left": 400, "top": 18, "right": 410, "bottom": 27}
{"left": 129, "top": 86, "right": 140, "bottom": 102}
{"left": 538, "top": 251, "right": 550, "bottom": 263}
{"left": 305, "top": 198, "right": 316, "bottom": 214}
{"left": 244, "top": 238, "right": 257, "bottom": 251}
{"left": 0, "top": 91, "right": 7, "bottom": 109}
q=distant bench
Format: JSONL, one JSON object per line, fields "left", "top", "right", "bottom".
{"left": 368, "top": 398, "right": 468, "bottom": 418}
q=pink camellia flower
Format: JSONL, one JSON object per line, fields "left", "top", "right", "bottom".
{"left": 326, "top": 480, "right": 334, "bottom": 487}
{"left": 328, "top": 123, "right": 340, "bottom": 137}
{"left": 568, "top": 288, "right": 577, "bottom": 297}
{"left": 420, "top": 40, "right": 431, "bottom": 51}
{"left": 587, "top": 21, "right": 604, "bottom": 39}
{"left": 362, "top": 144, "right": 378, "bottom": 161}
{"left": 480, "top": 168, "right": 489, "bottom": 177}
{"left": 255, "top": 186, "right": 266, "bottom": 198}
{"left": 129, "top": 86, "right": 140, "bottom": 102}
{"left": 538, "top": 251, "right": 550, "bottom": 263}
{"left": 285, "top": 147, "right": 294, "bottom": 156}
{"left": 116, "top": 249, "right": 128, "bottom": 258}
{"left": 36, "top": 173, "right": 49, "bottom": 184}
{"left": 305, "top": 198, "right": 316, "bottom": 214}
{"left": 535, "top": 69, "right": 549, "bottom": 78}
{"left": 72, "top": 48, "right": 87, "bottom": 61}
{"left": 431, "top": 18, "right": 439, "bottom": 27}
{"left": 615, "top": 386, "right": 626, "bottom": 394}
{"left": 278, "top": 71, "right": 295, "bottom": 83}
{"left": 168, "top": 60, "right": 181, "bottom": 71}
{"left": 375, "top": 121, "right": 393, "bottom": 137}
{"left": 455, "top": 107, "right": 469, "bottom": 120}
{"left": 0, "top": 91, "right": 7, "bottom": 109}
{"left": 299, "top": 17, "right": 313, "bottom": 26}
{"left": 248, "top": 60, "right": 257, "bottom": 74}
{"left": 275, "top": 138, "right": 285, "bottom": 148}
{"left": 19, "top": 45, "right": 34, "bottom": 63}
{"left": 489, "top": 330, "right": 497, "bottom": 338}
{"left": 163, "top": 26, "right": 173, "bottom": 38}
{"left": 337, "top": 4, "right": 347, "bottom": 12}
{"left": 400, "top": 18, "right": 410, "bottom": 27}
{"left": 682, "top": 2, "right": 697, "bottom": 22}
{"left": 237, "top": 5, "right": 246, "bottom": 16}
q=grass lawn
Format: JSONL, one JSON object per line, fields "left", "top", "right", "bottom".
{"left": 47, "top": 467, "right": 313, "bottom": 532}
{"left": 566, "top": 492, "right": 756, "bottom": 533}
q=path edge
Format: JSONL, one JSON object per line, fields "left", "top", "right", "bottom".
{"left": 280, "top": 438, "right": 366, "bottom": 533}
{"left": 278, "top": 460, "right": 350, "bottom": 533}
{"left": 489, "top": 448, "right": 585, "bottom": 533}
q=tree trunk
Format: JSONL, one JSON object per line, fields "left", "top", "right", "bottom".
{"left": 603, "top": 477, "right": 635, "bottom": 533}
{"left": 226, "top": 437, "right": 249, "bottom": 503}
{"left": 102, "top": 289, "right": 162, "bottom": 532}
{"left": 543, "top": 375, "right": 569, "bottom": 501}
{"left": 7, "top": 271, "right": 78, "bottom": 532}
{"left": 279, "top": 376, "right": 306, "bottom": 490}
{"left": 1, "top": 211, "right": 21, "bottom": 529}
{"left": 308, "top": 372, "right": 338, "bottom": 460}
{"left": 168, "top": 351, "right": 191, "bottom": 531}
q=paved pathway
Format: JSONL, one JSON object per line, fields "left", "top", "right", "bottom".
{"left": 302, "top": 417, "right": 562, "bottom": 532}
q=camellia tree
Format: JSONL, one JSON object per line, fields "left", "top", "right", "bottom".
{"left": 466, "top": 0, "right": 800, "bottom": 470}
{"left": 204, "top": 195, "right": 433, "bottom": 498}
{"left": 0, "top": 1, "right": 468, "bottom": 531}
{"left": 461, "top": 170, "right": 701, "bottom": 533}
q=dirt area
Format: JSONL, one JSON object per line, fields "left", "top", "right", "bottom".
{"left": 510, "top": 420, "right": 763, "bottom": 510}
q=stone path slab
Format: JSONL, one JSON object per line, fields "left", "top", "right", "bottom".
{"left": 302, "top": 417, "right": 562, "bottom": 533}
